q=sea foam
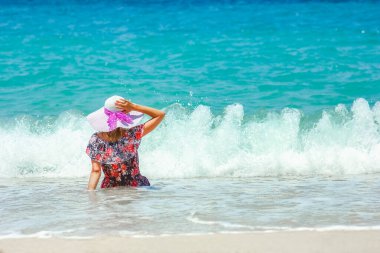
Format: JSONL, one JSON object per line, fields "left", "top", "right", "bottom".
{"left": 0, "top": 98, "right": 379, "bottom": 178}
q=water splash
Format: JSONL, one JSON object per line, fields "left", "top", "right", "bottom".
{"left": 0, "top": 98, "right": 379, "bottom": 178}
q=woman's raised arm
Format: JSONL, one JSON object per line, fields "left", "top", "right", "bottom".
{"left": 115, "top": 99, "right": 165, "bottom": 137}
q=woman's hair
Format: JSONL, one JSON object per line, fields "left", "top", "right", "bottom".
{"left": 99, "top": 127, "right": 126, "bottom": 142}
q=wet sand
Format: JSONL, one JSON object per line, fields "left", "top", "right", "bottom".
{"left": 1, "top": 230, "right": 380, "bottom": 253}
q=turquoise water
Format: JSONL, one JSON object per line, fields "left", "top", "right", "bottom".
{"left": 1, "top": 0, "right": 380, "bottom": 237}
{"left": 1, "top": 0, "right": 380, "bottom": 117}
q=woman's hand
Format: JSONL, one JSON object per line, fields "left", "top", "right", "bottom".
{"left": 115, "top": 98, "right": 135, "bottom": 113}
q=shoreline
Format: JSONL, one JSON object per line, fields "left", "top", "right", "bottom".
{"left": 1, "top": 230, "right": 380, "bottom": 253}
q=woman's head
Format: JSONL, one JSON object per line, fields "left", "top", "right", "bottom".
{"left": 86, "top": 95, "right": 144, "bottom": 132}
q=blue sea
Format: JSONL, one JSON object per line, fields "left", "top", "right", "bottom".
{"left": 1, "top": 0, "right": 380, "bottom": 238}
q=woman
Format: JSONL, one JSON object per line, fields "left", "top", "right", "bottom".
{"left": 86, "top": 95, "right": 165, "bottom": 190}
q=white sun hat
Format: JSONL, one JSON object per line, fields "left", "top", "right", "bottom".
{"left": 87, "top": 95, "right": 144, "bottom": 132}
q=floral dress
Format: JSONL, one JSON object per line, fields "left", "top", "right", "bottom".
{"left": 86, "top": 124, "right": 150, "bottom": 188}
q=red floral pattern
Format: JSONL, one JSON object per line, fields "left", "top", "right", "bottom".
{"left": 86, "top": 124, "right": 150, "bottom": 188}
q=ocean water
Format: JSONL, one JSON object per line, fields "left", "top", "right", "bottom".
{"left": 1, "top": 0, "right": 380, "bottom": 238}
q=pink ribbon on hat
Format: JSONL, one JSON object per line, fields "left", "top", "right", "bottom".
{"left": 104, "top": 108, "right": 133, "bottom": 131}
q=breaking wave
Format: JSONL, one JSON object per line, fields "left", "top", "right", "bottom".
{"left": 1, "top": 98, "right": 380, "bottom": 178}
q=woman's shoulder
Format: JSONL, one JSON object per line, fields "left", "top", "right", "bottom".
{"left": 89, "top": 133, "right": 108, "bottom": 145}
{"left": 124, "top": 124, "right": 144, "bottom": 140}
{"left": 89, "top": 133, "right": 100, "bottom": 141}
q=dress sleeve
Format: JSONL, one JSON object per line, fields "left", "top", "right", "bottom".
{"left": 128, "top": 123, "right": 145, "bottom": 141}
{"left": 85, "top": 134, "right": 104, "bottom": 162}
{"left": 125, "top": 123, "right": 145, "bottom": 150}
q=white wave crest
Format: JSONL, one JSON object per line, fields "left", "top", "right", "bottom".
{"left": 0, "top": 98, "right": 379, "bottom": 178}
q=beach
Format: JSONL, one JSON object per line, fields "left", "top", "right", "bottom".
{"left": 1, "top": 231, "right": 380, "bottom": 253}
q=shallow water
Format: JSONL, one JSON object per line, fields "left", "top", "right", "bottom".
{"left": 1, "top": 175, "right": 380, "bottom": 237}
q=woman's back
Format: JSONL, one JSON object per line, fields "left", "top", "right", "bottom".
{"left": 86, "top": 124, "right": 150, "bottom": 188}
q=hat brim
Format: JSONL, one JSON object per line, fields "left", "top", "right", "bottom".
{"left": 87, "top": 107, "right": 144, "bottom": 132}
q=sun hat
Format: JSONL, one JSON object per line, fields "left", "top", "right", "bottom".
{"left": 87, "top": 95, "right": 144, "bottom": 132}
